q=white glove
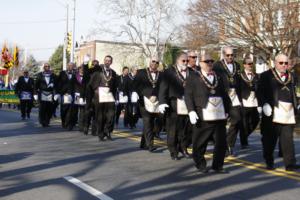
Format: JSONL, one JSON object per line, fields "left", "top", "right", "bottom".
{"left": 297, "top": 105, "right": 300, "bottom": 110}
{"left": 257, "top": 107, "right": 262, "bottom": 114}
{"left": 158, "top": 104, "right": 169, "bottom": 114}
{"left": 262, "top": 103, "right": 272, "bottom": 117}
{"left": 54, "top": 94, "right": 61, "bottom": 101}
{"left": 83, "top": 55, "right": 90, "bottom": 64}
{"left": 188, "top": 111, "right": 199, "bottom": 125}
{"left": 131, "top": 92, "right": 139, "bottom": 103}
{"left": 34, "top": 95, "right": 38, "bottom": 101}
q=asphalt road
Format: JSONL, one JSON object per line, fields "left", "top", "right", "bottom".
{"left": 1, "top": 108, "right": 300, "bottom": 200}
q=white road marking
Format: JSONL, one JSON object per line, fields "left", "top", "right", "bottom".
{"left": 64, "top": 176, "right": 114, "bottom": 200}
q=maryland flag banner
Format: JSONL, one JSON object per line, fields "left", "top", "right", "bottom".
{"left": 13, "top": 45, "right": 19, "bottom": 67}
{"left": 1, "top": 44, "right": 14, "bottom": 69}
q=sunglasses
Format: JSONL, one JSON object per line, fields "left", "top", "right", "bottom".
{"left": 182, "top": 60, "right": 189, "bottom": 63}
{"left": 278, "top": 61, "right": 288, "bottom": 65}
{"left": 202, "top": 60, "right": 214, "bottom": 64}
{"left": 189, "top": 56, "right": 197, "bottom": 59}
{"left": 226, "top": 54, "right": 234, "bottom": 57}
{"left": 245, "top": 63, "right": 253, "bottom": 65}
{"left": 152, "top": 60, "right": 159, "bottom": 64}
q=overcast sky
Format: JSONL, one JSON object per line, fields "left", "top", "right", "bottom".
{"left": 0, "top": 0, "right": 189, "bottom": 61}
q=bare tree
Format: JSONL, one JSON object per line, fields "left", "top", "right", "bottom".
{"left": 186, "top": 0, "right": 300, "bottom": 62}
{"left": 94, "top": 0, "right": 182, "bottom": 60}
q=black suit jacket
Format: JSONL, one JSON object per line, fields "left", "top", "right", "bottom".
{"left": 213, "top": 60, "right": 241, "bottom": 101}
{"left": 34, "top": 72, "right": 57, "bottom": 94}
{"left": 239, "top": 71, "right": 260, "bottom": 105}
{"left": 74, "top": 73, "right": 87, "bottom": 98}
{"left": 116, "top": 75, "right": 130, "bottom": 97}
{"left": 15, "top": 76, "right": 34, "bottom": 95}
{"left": 86, "top": 66, "right": 118, "bottom": 108}
{"left": 184, "top": 71, "right": 230, "bottom": 120}
{"left": 159, "top": 66, "right": 192, "bottom": 104}
{"left": 133, "top": 68, "right": 162, "bottom": 103}
{"left": 258, "top": 69, "right": 297, "bottom": 110}
{"left": 57, "top": 70, "right": 76, "bottom": 95}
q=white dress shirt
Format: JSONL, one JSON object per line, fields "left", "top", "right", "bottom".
{"left": 275, "top": 69, "right": 287, "bottom": 82}
{"left": 177, "top": 66, "right": 187, "bottom": 79}
{"left": 244, "top": 70, "right": 253, "bottom": 80}
{"left": 225, "top": 60, "right": 233, "bottom": 73}
{"left": 202, "top": 70, "right": 214, "bottom": 84}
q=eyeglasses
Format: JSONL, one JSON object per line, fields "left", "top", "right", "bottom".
{"left": 44, "top": 65, "right": 50, "bottom": 67}
{"left": 152, "top": 60, "right": 159, "bottom": 64}
{"left": 202, "top": 60, "right": 214, "bottom": 64}
{"left": 245, "top": 63, "right": 253, "bottom": 65}
{"left": 182, "top": 60, "right": 189, "bottom": 63}
{"left": 278, "top": 61, "right": 288, "bottom": 65}
{"left": 188, "top": 56, "right": 197, "bottom": 59}
{"left": 226, "top": 54, "right": 234, "bottom": 57}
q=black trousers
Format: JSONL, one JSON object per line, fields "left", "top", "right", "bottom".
{"left": 84, "top": 104, "right": 97, "bottom": 135}
{"left": 166, "top": 99, "right": 189, "bottom": 156}
{"left": 261, "top": 116, "right": 296, "bottom": 167}
{"left": 166, "top": 111, "right": 189, "bottom": 156}
{"left": 60, "top": 104, "right": 76, "bottom": 128}
{"left": 240, "top": 107, "right": 260, "bottom": 146}
{"left": 192, "top": 120, "right": 227, "bottom": 170}
{"left": 52, "top": 101, "right": 59, "bottom": 117}
{"left": 95, "top": 102, "right": 115, "bottom": 138}
{"left": 127, "top": 102, "right": 139, "bottom": 128}
{"left": 139, "top": 105, "right": 159, "bottom": 148}
{"left": 39, "top": 101, "right": 53, "bottom": 126}
{"left": 20, "top": 99, "right": 33, "bottom": 118}
{"left": 115, "top": 103, "right": 129, "bottom": 127}
{"left": 227, "top": 106, "right": 242, "bottom": 148}
{"left": 74, "top": 105, "right": 85, "bottom": 131}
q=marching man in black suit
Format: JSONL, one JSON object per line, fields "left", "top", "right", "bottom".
{"left": 134, "top": 56, "right": 162, "bottom": 152}
{"left": 86, "top": 55, "right": 118, "bottom": 141}
{"left": 239, "top": 57, "right": 260, "bottom": 148}
{"left": 185, "top": 53, "right": 230, "bottom": 173}
{"left": 159, "top": 52, "right": 192, "bottom": 160}
{"left": 74, "top": 65, "right": 87, "bottom": 132}
{"left": 115, "top": 66, "right": 130, "bottom": 128}
{"left": 15, "top": 69, "right": 34, "bottom": 120}
{"left": 259, "top": 54, "right": 300, "bottom": 171}
{"left": 127, "top": 66, "right": 139, "bottom": 129}
{"left": 213, "top": 46, "right": 241, "bottom": 156}
{"left": 34, "top": 63, "right": 59, "bottom": 127}
{"left": 57, "top": 62, "right": 76, "bottom": 130}
{"left": 82, "top": 57, "right": 99, "bottom": 135}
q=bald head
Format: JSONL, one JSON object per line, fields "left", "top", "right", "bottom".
{"left": 222, "top": 46, "right": 234, "bottom": 63}
{"left": 149, "top": 56, "right": 160, "bottom": 71}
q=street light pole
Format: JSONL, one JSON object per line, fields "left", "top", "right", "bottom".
{"left": 63, "top": 4, "right": 69, "bottom": 71}
{"left": 71, "top": 0, "right": 76, "bottom": 63}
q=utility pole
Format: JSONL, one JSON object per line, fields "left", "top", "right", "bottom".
{"left": 71, "top": 0, "right": 76, "bottom": 63}
{"left": 63, "top": 4, "right": 69, "bottom": 71}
